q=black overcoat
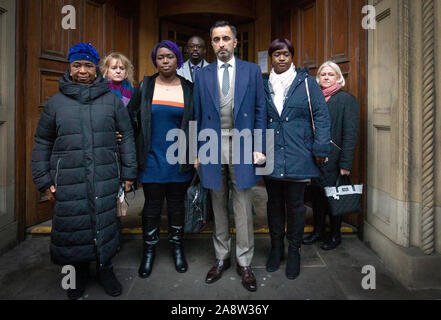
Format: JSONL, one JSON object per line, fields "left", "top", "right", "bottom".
{"left": 31, "top": 71, "right": 138, "bottom": 266}
{"left": 317, "top": 90, "right": 359, "bottom": 186}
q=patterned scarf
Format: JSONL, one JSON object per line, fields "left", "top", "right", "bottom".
{"left": 269, "top": 63, "right": 297, "bottom": 116}
{"left": 108, "top": 79, "right": 134, "bottom": 107}
{"left": 322, "top": 83, "right": 342, "bottom": 102}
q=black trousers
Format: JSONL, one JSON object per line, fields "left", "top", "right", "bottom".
{"left": 264, "top": 179, "right": 307, "bottom": 248}
{"left": 306, "top": 184, "right": 342, "bottom": 236}
{"left": 72, "top": 259, "right": 112, "bottom": 274}
{"left": 142, "top": 182, "right": 188, "bottom": 228}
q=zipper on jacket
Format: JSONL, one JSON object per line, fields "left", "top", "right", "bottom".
{"left": 55, "top": 159, "right": 62, "bottom": 189}
{"left": 88, "top": 105, "right": 100, "bottom": 267}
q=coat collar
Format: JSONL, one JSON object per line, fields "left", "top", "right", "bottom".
{"left": 205, "top": 63, "right": 220, "bottom": 114}
{"left": 184, "top": 59, "right": 208, "bottom": 82}
{"left": 262, "top": 74, "right": 277, "bottom": 114}
{"left": 233, "top": 58, "right": 248, "bottom": 119}
{"left": 178, "top": 74, "right": 193, "bottom": 110}
{"left": 59, "top": 69, "right": 109, "bottom": 103}
{"left": 186, "top": 59, "right": 208, "bottom": 70}
{"left": 263, "top": 69, "right": 309, "bottom": 117}
{"left": 205, "top": 57, "right": 248, "bottom": 118}
{"left": 284, "top": 70, "right": 308, "bottom": 104}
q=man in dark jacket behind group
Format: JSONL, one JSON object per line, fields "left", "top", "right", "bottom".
{"left": 31, "top": 43, "right": 137, "bottom": 300}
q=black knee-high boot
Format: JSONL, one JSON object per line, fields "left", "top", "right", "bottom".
{"left": 286, "top": 194, "right": 306, "bottom": 280}
{"left": 266, "top": 200, "right": 286, "bottom": 272}
{"left": 303, "top": 186, "right": 326, "bottom": 245}
{"left": 321, "top": 215, "right": 342, "bottom": 250}
{"left": 138, "top": 217, "right": 159, "bottom": 278}
{"left": 169, "top": 225, "right": 188, "bottom": 273}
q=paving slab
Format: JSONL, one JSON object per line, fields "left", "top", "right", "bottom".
{"left": 0, "top": 234, "right": 440, "bottom": 300}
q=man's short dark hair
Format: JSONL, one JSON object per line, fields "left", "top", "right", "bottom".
{"left": 210, "top": 21, "right": 237, "bottom": 39}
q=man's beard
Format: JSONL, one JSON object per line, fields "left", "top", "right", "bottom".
{"left": 216, "top": 49, "right": 233, "bottom": 62}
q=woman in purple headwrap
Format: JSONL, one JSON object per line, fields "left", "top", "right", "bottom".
{"left": 127, "top": 40, "right": 194, "bottom": 279}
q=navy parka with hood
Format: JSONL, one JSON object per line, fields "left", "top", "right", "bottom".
{"left": 31, "top": 71, "right": 138, "bottom": 266}
{"left": 263, "top": 69, "right": 331, "bottom": 179}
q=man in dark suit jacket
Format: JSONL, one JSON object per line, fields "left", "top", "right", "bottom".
{"left": 193, "top": 21, "right": 266, "bottom": 292}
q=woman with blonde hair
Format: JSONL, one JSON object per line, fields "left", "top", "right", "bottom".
{"left": 100, "top": 52, "right": 136, "bottom": 238}
{"left": 303, "top": 60, "right": 359, "bottom": 250}
{"left": 100, "top": 52, "right": 135, "bottom": 107}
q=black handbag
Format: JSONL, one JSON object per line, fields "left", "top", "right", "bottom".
{"left": 324, "top": 175, "right": 363, "bottom": 216}
{"left": 184, "top": 171, "right": 213, "bottom": 233}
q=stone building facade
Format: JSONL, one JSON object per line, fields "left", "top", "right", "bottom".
{"left": 0, "top": 0, "right": 439, "bottom": 289}
{"left": 365, "top": 0, "right": 441, "bottom": 288}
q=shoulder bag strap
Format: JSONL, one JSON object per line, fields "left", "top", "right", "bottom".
{"left": 305, "top": 78, "right": 316, "bottom": 134}
{"left": 306, "top": 78, "right": 340, "bottom": 151}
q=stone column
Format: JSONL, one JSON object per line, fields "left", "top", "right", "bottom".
{"left": 420, "top": 0, "right": 436, "bottom": 255}
{"left": 435, "top": 0, "right": 441, "bottom": 255}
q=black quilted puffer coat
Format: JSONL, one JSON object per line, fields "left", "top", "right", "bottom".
{"left": 31, "top": 71, "right": 137, "bottom": 267}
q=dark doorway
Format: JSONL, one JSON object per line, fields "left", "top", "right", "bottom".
{"left": 160, "top": 13, "right": 255, "bottom": 63}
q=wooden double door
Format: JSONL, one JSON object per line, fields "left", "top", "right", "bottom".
{"left": 17, "top": 0, "right": 367, "bottom": 234}
{"left": 17, "top": 0, "right": 139, "bottom": 228}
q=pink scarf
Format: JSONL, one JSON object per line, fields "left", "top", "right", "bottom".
{"left": 322, "top": 83, "right": 342, "bottom": 102}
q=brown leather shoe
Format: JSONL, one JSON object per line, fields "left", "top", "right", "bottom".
{"left": 236, "top": 264, "right": 257, "bottom": 292}
{"left": 205, "top": 259, "right": 231, "bottom": 284}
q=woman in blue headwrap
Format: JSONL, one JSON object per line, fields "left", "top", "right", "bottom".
{"left": 127, "top": 40, "right": 194, "bottom": 279}
{"left": 31, "top": 43, "right": 137, "bottom": 299}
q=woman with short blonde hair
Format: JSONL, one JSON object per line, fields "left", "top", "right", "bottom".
{"left": 100, "top": 52, "right": 135, "bottom": 107}
{"left": 100, "top": 52, "right": 136, "bottom": 240}
{"left": 316, "top": 60, "right": 346, "bottom": 87}
{"left": 303, "top": 60, "right": 359, "bottom": 250}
